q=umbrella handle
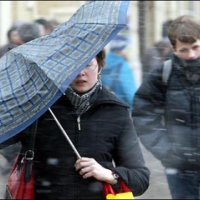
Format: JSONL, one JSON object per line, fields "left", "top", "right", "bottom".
{"left": 48, "top": 108, "right": 81, "bottom": 159}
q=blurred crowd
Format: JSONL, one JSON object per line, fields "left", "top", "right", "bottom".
{"left": 2, "top": 10, "right": 200, "bottom": 199}
{"left": 0, "top": 18, "right": 60, "bottom": 58}
{"left": 0, "top": 17, "right": 60, "bottom": 175}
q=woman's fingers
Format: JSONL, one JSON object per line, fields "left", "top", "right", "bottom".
{"left": 75, "top": 158, "right": 99, "bottom": 177}
{"left": 74, "top": 157, "right": 112, "bottom": 182}
{"left": 75, "top": 157, "right": 94, "bottom": 171}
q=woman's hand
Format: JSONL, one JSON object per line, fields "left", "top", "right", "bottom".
{"left": 74, "top": 157, "right": 115, "bottom": 184}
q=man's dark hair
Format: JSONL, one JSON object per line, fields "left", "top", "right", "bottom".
{"left": 17, "top": 22, "right": 41, "bottom": 43}
{"left": 168, "top": 15, "right": 200, "bottom": 48}
{"left": 34, "top": 18, "right": 54, "bottom": 32}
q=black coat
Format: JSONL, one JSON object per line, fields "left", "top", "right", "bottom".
{"left": 2, "top": 86, "right": 149, "bottom": 199}
{"left": 0, "top": 42, "right": 18, "bottom": 58}
{"left": 132, "top": 54, "right": 200, "bottom": 171}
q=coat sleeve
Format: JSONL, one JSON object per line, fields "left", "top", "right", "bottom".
{"left": 0, "top": 122, "right": 34, "bottom": 150}
{"left": 132, "top": 66, "right": 173, "bottom": 165}
{"left": 0, "top": 135, "right": 19, "bottom": 149}
{"left": 111, "top": 110, "right": 150, "bottom": 197}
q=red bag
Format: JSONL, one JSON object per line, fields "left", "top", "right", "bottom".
{"left": 4, "top": 153, "right": 35, "bottom": 199}
{"left": 4, "top": 121, "right": 38, "bottom": 199}
{"left": 104, "top": 179, "right": 134, "bottom": 199}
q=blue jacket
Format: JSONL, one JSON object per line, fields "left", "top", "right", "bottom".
{"left": 101, "top": 52, "right": 137, "bottom": 110}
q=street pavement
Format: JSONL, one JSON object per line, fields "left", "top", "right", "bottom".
{"left": 0, "top": 144, "right": 171, "bottom": 199}
{"left": 0, "top": 155, "right": 8, "bottom": 199}
{"left": 136, "top": 143, "right": 171, "bottom": 199}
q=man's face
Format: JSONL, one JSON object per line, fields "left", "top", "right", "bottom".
{"left": 173, "top": 39, "right": 200, "bottom": 60}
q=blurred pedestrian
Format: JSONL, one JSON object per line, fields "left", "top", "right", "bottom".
{"left": 0, "top": 26, "right": 21, "bottom": 58}
{"left": 101, "top": 34, "right": 137, "bottom": 110}
{"left": 34, "top": 18, "right": 55, "bottom": 35}
{"left": 48, "top": 19, "right": 60, "bottom": 30}
{"left": 17, "top": 22, "right": 42, "bottom": 44}
{"left": 132, "top": 15, "right": 200, "bottom": 199}
{"left": 141, "top": 19, "right": 173, "bottom": 79}
{"left": 0, "top": 21, "right": 42, "bottom": 175}
{"left": 1, "top": 49, "right": 150, "bottom": 199}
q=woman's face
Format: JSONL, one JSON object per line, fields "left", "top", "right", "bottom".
{"left": 70, "top": 58, "right": 99, "bottom": 95}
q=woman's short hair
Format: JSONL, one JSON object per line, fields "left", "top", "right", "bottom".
{"left": 96, "top": 49, "right": 106, "bottom": 70}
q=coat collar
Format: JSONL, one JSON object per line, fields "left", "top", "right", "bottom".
{"left": 90, "top": 85, "right": 129, "bottom": 108}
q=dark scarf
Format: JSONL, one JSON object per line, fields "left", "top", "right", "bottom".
{"left": 65, "top": 80, "right": 102, "bottom": 116}
{"left": 173, "top": 55, "right": 200, "bottom": 84}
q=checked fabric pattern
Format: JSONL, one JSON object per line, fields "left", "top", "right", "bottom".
{"left": 0, "top": 1, "right": 129, "bottom": 141}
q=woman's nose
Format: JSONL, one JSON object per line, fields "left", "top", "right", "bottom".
{"left": 78, "top": 69, "right": 86, "bottom": 75}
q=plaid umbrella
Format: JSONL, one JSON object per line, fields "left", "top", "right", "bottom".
{"left": 0, "top": 1, "right": 130, "bottom": 143}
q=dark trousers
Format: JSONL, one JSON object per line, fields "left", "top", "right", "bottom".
{"left": 165, "top": 168, "right": 200, "bottom": 199}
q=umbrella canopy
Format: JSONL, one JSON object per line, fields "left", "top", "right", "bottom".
{"left": 0, "top": 1, "right": 130, "bottom": 143}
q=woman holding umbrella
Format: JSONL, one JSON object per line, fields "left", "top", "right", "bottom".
{"left": 1, "top": 49, "right": 150, "bottom": 199}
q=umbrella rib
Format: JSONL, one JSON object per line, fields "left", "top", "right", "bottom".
{"left": 48, "top": 108, "right": 81, "bottom": 159}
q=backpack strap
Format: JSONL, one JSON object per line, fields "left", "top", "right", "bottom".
{"left": 162, "top": 59, "right": 172, "bottom": 84}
